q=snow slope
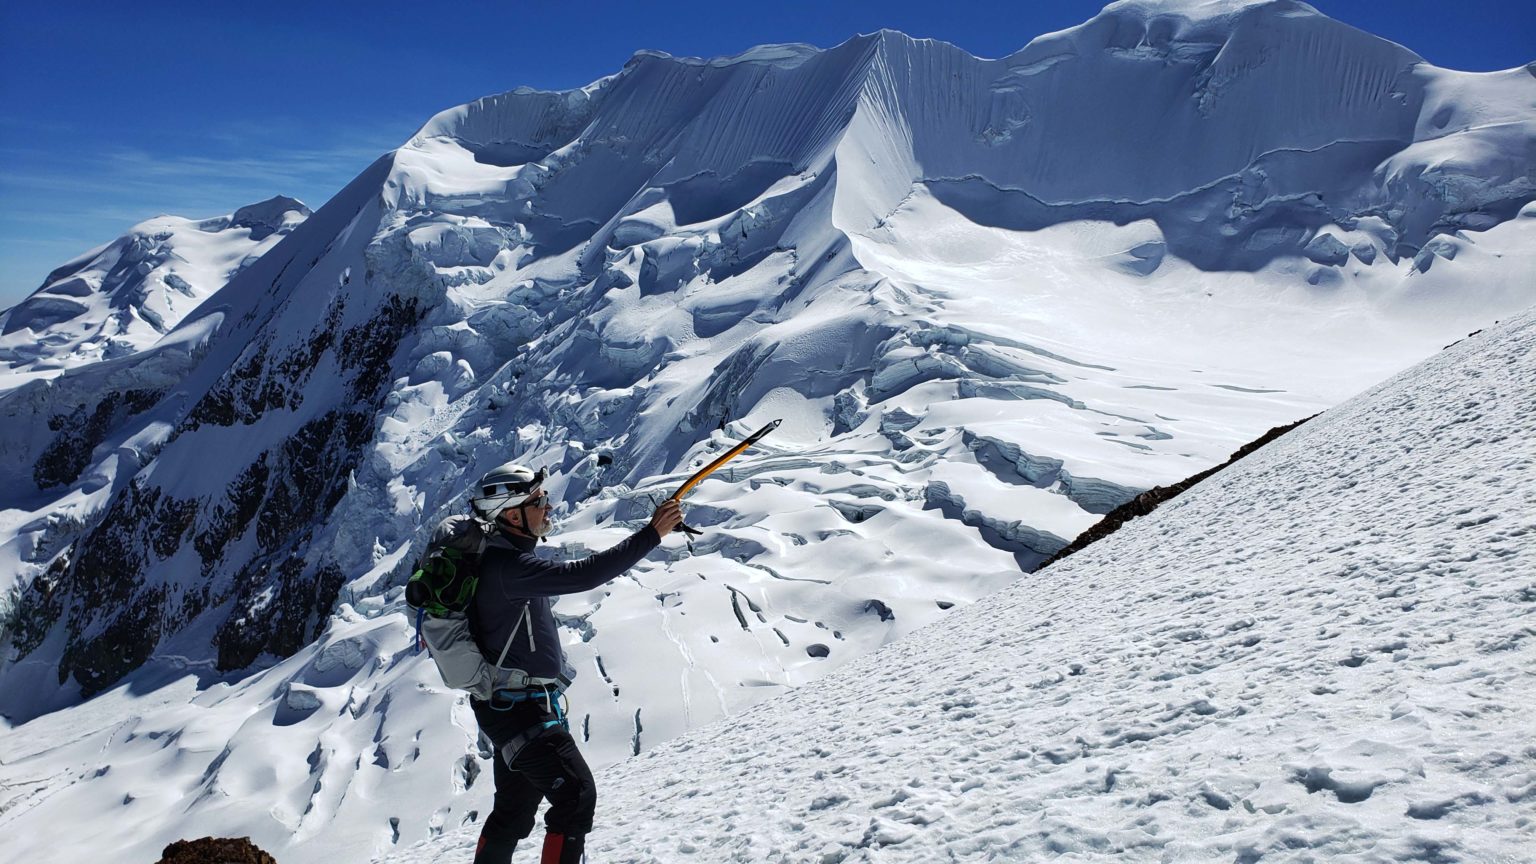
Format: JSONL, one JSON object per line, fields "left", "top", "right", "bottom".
{"left": 389, "top": 299, "right": 1536, "bottom": 864}
{"left": 0, "top": 196, "right": 310, "bottom": 383}
{"left": 1, "top": 1, "right": 1534, "bottom": 861}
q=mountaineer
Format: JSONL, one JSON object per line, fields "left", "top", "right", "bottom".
{"left": 417, "top": 462, "right": 682, "bottom": 864}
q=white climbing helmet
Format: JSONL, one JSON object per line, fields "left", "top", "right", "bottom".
{"left": 470, "top": 461, "right": 547, "bottom": 523}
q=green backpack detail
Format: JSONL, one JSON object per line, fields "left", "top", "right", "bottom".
{"left": 406, "top": 546, "right": 478, "bottom": 616}
{"left": 407, "top": 543, "right": 500, "bottom": 697}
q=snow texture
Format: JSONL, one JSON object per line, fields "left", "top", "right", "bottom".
{"left": 388, "top": 299, "right": 1536, "bottom": 864}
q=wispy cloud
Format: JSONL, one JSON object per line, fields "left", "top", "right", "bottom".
{"left": 1, "top": 121, "right": 408, "bottom": 204}
{"left": 0, "top": 120, "right": 415, "bottom": 307}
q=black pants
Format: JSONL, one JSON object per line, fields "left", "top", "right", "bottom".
{"left": 471, "top": 698, "right": 595, "bottom": 864}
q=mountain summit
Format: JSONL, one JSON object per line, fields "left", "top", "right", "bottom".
{"left": 0, "top": 196, "right": 310, "bottom": 377}
{"left": 1, "top": 4, "right": 1533, "bottom": 862}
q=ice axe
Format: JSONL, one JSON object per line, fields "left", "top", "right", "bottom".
{"left": 664, "top": 419, "right": 782, "bottom": 540}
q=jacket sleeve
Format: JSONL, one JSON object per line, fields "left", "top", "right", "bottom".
{"left": 480, "top": 526, "right": 661, "bottom": 596}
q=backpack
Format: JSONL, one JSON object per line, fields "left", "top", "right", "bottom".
{"left": 407, "top": 538, "right": 547, "bottom": 699}
{"left": 407, "top": 546, "right": 497, "bottom": 698}
{"left": 407, "top": 546, "right": 478, "bottom": 616}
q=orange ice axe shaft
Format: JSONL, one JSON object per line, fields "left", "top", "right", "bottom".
{"left": 668, "top": 419, "right": 782, "bottom": 535}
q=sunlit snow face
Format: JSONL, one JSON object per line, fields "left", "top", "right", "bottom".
{"left": 497, "top": 489, "right": 553, "bottom": 538}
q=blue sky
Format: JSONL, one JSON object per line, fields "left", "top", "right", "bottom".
{"left": 1, "top": 0, "right": 1531, "bottom": 308}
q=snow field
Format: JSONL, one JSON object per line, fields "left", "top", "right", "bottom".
{"left": 386, "top": 304, "right": 1536, "bottom": 862}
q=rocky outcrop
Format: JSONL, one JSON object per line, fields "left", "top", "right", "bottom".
{"left": 1040, "top": 414, "right": 1318, "bottom": 568}
{"left": 20, "top": 281, "right": 422, "bottom": 694}
{"left": 156, "top": 836, "right": 277, "bottom": 864}
{"left": 33, "top": 387, "right": 162, "bottom": 489}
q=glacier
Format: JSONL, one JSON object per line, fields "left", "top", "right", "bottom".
{"left": 1, "top": 1, "right": 1533, "bottom": 861}
{"left": 0, "top": 196, "right": 310, "bottom": 381}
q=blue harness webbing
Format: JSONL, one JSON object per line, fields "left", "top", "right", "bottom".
{"left": 493, "top": 684, "right": 570, "bottom": 765}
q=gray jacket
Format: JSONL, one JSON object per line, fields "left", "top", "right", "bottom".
{"left": 427, "top": 514, "right": 660, "bottom": 687}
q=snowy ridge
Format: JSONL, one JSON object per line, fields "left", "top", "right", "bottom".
{"left": 1, "top": 3, "right": 1534, "bottom": 861}
{"left": 0, "top": 197, "right": 309, "bottom": 382}
{"left": 395, "top": 301, "right": 1536, "bottom": 863}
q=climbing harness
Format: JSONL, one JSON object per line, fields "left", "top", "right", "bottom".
{"left": 492, "top": 682, "right": 571, "bottom": 765}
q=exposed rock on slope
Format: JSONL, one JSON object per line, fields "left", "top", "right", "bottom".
{"left": 1042, "top": 412, "right": 1316, "bottom": 567}
{"left": 157, "top": 837, "right": 278, "bottom": 864}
